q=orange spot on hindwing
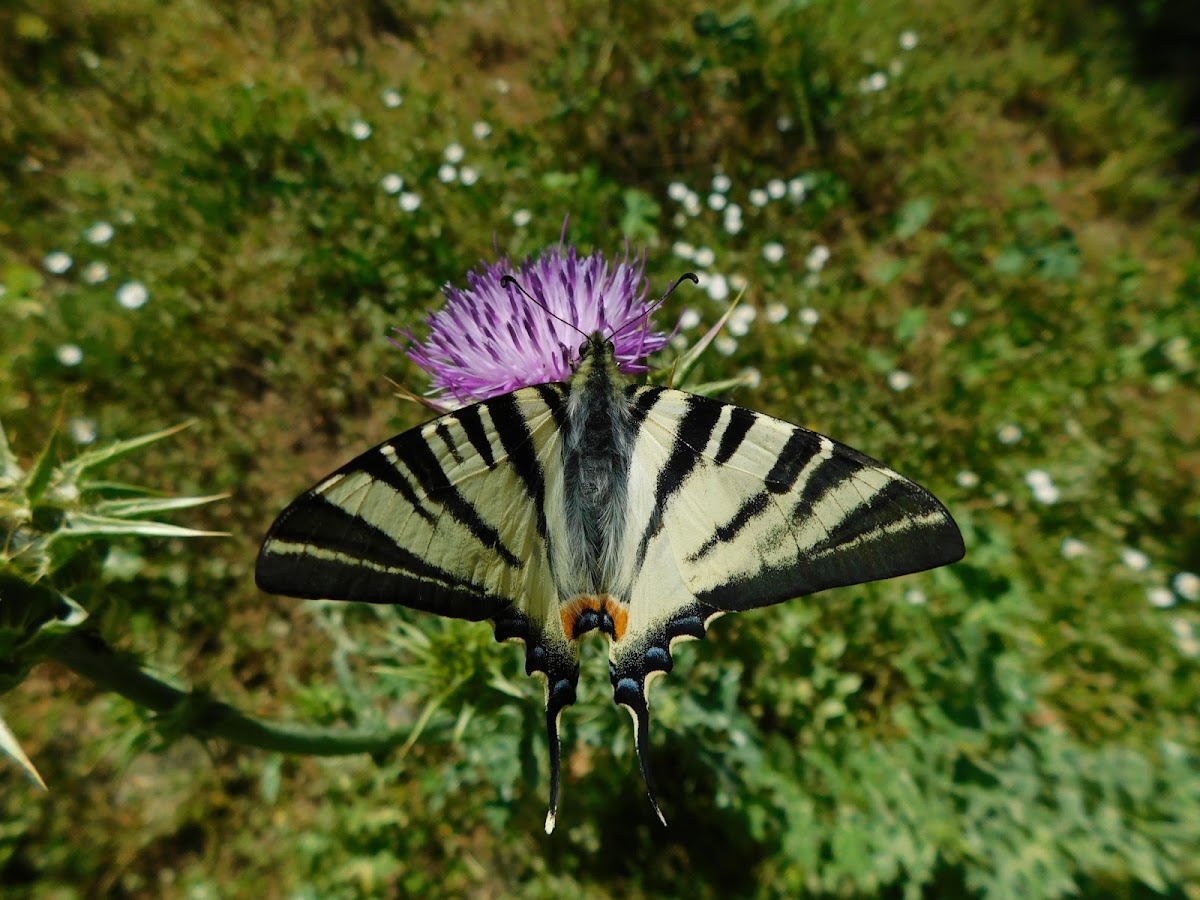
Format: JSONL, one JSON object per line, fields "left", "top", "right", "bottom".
{"left": 561, "top": 595, "right": 628, "bottom": 641}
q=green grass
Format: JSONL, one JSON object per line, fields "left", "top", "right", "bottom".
{"left": 2, "top": 0, "right": 1199, "bottom": 896}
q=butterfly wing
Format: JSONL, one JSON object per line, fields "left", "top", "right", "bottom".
{"left": 606, "top": 386, "right": 964, "bottom": 816}
{"left": 256, "top": 383, "right": 581, "bottom": 829}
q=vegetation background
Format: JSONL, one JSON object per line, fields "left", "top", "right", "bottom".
{"left": 2, "top": 0, "right": 1199, "bottom": 896}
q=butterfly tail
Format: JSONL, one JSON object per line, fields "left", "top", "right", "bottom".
{"left": 542, "top": 668, "right": 578, "bottom": 834}
{"left": 614, "top": 677, "right": 668, "bottom": 827}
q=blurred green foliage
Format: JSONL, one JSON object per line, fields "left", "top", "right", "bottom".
{"left": 1, "top": 0, "right": 1199, "bottom": 897}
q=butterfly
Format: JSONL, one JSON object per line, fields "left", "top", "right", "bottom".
{"left": 256, "top": 327, "right": 964, "bottom": 833}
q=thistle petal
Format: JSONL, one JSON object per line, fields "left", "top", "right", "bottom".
{"left": 402, "top": 232, "right": 673, "bottom": 403}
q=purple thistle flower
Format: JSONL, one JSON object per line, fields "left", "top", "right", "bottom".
{"left": 401, "top": 239, "right": 673, "bottom": 405}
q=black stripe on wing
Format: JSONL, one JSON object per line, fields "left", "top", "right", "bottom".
{"left": 401, "top": 430, "right": 522, "bottom": 569}
{"left": 356, "top": 448, "right": 436, "bottom": 524}
{"left": 633, "top": 395, "right": 724, "bottom": 570}
{"left": 255, "top": 496, "right": 511, "bottom": 619}
{"left": 488, "top": 388, "right": 560, "bottom": 551}
{"left": 695, "top": 454, "right": 964, "bottom": 611}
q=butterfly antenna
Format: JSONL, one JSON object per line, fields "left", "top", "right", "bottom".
{"left": 502, "top": 274, "right": 589, "bottom": 343}
{"left": 609, "top": 271, "right": 699, "bottom": 342}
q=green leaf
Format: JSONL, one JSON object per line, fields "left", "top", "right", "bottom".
{"left": 993, "top": 246, "right": 1027, "bottom": 275}
{"left": 895, "top": 308, "right": 928, "bottom": 343}
{"left": 895, "top": 197, "right": 934, "bottom": 239}
{"left": 58, "top": 511, "right": 227, "bottom": 539}
{"left": 0, "top": 712, "right": 45, "bottom": 789}
{"left": 24, "top": 427, "right": 60, "bottom": 504}
{"left": 620, "top": 188, "right": 660, "bottom": 242}
{"left": 672, "top": 291, "right": 745, "bottom": 387}
{"left": 58, "top": 421, "right": 196, "bottom": 482}
{"left": 93, "top": 493, "right": 228, "bottom": 518}
{"left": 0, "top": 419, "right": 21, "bottom": 486}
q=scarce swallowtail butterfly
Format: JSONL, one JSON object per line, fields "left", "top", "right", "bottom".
{"left": 256, "top": 273, "right": 965, "bottom": 834}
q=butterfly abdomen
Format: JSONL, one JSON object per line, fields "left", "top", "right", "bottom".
{"left": 559, "top": 334, "right": 638, "bottom": 593}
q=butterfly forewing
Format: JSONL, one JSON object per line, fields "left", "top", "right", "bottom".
{"left": 627, "top": 388, "right": 964, "bottom": 611}
{"left": 256, "top": 385, "right": 565, "bottom": 627}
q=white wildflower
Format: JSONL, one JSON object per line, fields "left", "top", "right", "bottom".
{"left": 1148, "top": 587, "right": 1176, "bottom": 609}
{"left": 44, "top": 251, "right": 72, "bottom": 274}
{"left": 667, "top": 181, "right": 689, "bottom": 202}
{"left": 708, "top": 192, "right": 727, "bottom": 211}
{"left": 767, "top": 178, "right": 787, "bottom": 200}
{"left": 82, "top": 261, "right": 109, "bottom": 284}
{"left": 956, "top": 470, "right": 980, "bottom": 488}
{"left": 68, "top": 417, "right": 97, "bottom": 444}
{"left": 1173, "top": 572, "right": 1200, "bottom": 602}
{"left": 399, "top": 192, "right": 421, "bottom": 211}
{"left": 672, "top": 241, "right": 696, "bottom": 261}
{"left": 997, "top": 423, "right": 1023, "bottom": 445}
{"left": 56, "top": 344, "right": 83, "bottom": 366}
{"left": 459, "top": 166, "right": 479, "bottom": 186}
{"left": 472, "top": 121, "right": 492, "bottom": 140}
{"left": 678, "top": 308, "right": 702, "bottom": 330}
{"left": 806, "top": 244, "right": 831, "bottom": 272}
{"left": 798, "top": 307, "right": 820, "bottom": 326}
{"left": 714, "top": 335, "right": 738, "bottom": 356}
{"left": 694, "top": 246, "right": 715, "bottom": 268}
{"left": 115, "top": 281, "right": 148, "bottom": 309}
{"left": 513, "top": 208, "right": 532, "bottom": 227}
{"left": 1032, "top": 482, "right": 1060, "bottom": 505}
{"left": 381, "top": 173, "right": 403, "bottom": 194}
{"left": 1120, "top": 548, "right": 1150, "bottom": 572}
{"left": 905, "top": 588, "right": 927, "bottom": 606}
{"left": 762, "top": 242, "right": 785, "bottom": 263}
{"left": 85, "top": 221, "right": 114, "bottom": 245}
{"left": 1024, "top": 469, "right": 1053, "bottom": 490}
{"left": 444, "top": 143, "right": 465, "bottom": 163}
{"left": 437, "top": 164, "right": 457, "bottom": 183}
{"left": 899, "top": 30, "right": 919, "bottom": 51}
{"left": 749, "top": 188, "right": 769, "bottom": 208}
{"left": 382, "top": 89, "right": 403, "bottom": 108}
{"left": 1060, "top": 538, "right": 1089, "bottom": 560}
{"left": 707, "top": 274, "right": 730, "bottom": 302}
{"left": 887, "top": 369, "right": 913, "bottom": 392}
{"left": 765, "top": 302, "right": 788, "bottom": 324}
{"left": 349, "top": 120, "right": 372, "bottom": 140}
{"left": 712, "top": 173, "right": 732, "bottom": 193}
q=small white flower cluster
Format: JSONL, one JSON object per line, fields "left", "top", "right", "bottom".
{"left": 1023, "top": 468, "right": 1060, "bottom": 505}
{"left": 68, "top": 416, "right": 97, "bottom": 445}
{"left": 859, "top": 72, "right": 889, "bottom": 94}
{"left": 43, "top": 216, "right": 150, "bottom": 317}
{"left": 858, "top": 32, "right": 918, "bottom": 95}
{"left": 996, "top": 423, "right": 1023, "bottom": 445}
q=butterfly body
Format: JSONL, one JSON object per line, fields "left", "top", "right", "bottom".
{"left": 256, "top": 332, "right": 964, "bottom": 833}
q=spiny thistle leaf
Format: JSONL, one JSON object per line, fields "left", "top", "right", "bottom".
{"left": 92, "top": 493, "right": 229, "bottom": 519}
{"left": 0, "top": 712, "right": 46, "bottom": 789}
{"left": 58, "top": 420, "right": 196, "bottom": 482}
{"left": 57, "top": 512, "right": 227, "bottom": 540}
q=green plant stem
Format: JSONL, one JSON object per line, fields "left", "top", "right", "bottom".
{"left": 49, "top": 630, "right": 405, "bottom": 756}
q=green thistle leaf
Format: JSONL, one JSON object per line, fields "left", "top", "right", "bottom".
{"left": 0, "top": 712, "right": 45, "bottom": 789}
